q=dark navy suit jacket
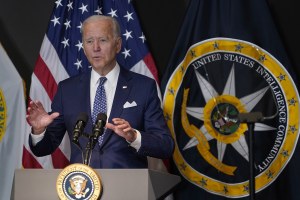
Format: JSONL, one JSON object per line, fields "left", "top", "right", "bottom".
{"left": 29, "top": 67, "right": 174, "bottom": 168}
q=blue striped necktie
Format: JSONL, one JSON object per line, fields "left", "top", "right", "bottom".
{"left": 92, "top": 77, "right": 107, "bottom": 145}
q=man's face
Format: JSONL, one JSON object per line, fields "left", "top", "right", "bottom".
{"left": 82, "top": 19, "right": 121, "bottom": 74}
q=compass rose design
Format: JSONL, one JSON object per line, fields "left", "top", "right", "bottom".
{"left": 183, "top": 65, "right": 275, "bottom": 166}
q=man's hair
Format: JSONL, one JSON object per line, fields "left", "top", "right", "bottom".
{"left": 81, "top": 15, "right": 121, "bottom": 38}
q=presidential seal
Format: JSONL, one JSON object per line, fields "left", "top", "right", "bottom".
{"left": 0, "top": 88, "right": 6, "bottom": 142}
{"left": 56, "top": 163, "right": 102, "bottom": 200}
{"left": 163, "top": 38, "right": 300, "bottom": 197}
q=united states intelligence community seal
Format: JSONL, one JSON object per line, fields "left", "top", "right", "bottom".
{"left": 163, "top": 38, "right": 300, "bottom": 197}
{"left": 56, "top": 163, "right": 102, "bottom": 200}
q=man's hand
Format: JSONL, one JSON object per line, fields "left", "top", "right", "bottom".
{"left": 106, "top": 118, "right": 137, "bottom": 142}
{"left": 26, "top": 100, "right": 59, "bottom": 134}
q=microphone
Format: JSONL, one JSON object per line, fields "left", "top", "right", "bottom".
{"left": 83, "top": 113, "right": 107, "bottom": 165}
{"left": 72, "top": 113, "right": 89, "bottom": 144}
{"left": 238, "top": 112, "right": 264, "bottom": 123}
{"left": 238, "top": 87, "right": 279, "bottom": 123}
{"left": 92, "top": 113, "right": 107, "bottom": 142}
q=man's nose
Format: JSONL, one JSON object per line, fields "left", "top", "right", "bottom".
{"left": 93, "top": 40, "right": 101, "bottom": 51}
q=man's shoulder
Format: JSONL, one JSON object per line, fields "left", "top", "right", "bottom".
{"left": 121, "top": 67, "right": 155, "bottom": 83}
{"left": 59, "top": 70, "right": 91, "bottom": 85}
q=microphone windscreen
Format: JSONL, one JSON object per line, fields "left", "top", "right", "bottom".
{"left": 96, "top": 113, "right": 107, "bottom": 123}
{"left": 77, "top": 112, "right": 89, "bottom": 123}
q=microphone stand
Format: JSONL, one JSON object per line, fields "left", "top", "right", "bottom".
{"left": 238, "top": 112, "right": 263, "bottom": 200}
{"left": 83, "top": 138, "right": 93, "bottom": 166}
{"left": 83, "top": 133, "right": 98, "bottom": 166}
{"left": 73, "top": 133, "right": 97, "bottom": 166}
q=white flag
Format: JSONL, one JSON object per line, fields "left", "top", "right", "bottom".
{"left": 0, "top": 42, "right": 27, "bottom": 200}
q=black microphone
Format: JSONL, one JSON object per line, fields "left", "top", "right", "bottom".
{"left": 238, "top": 87, "right": 279, "bottom": 123}
{"left": 238, "top": 112, "right": 264, "bottom": 123}
{"left": 72, "top": 112, "right": 89, "bottom": 143}
{"left": 92, "top": 113, "right": 107, "bottom": 142}
{"left": 83, "top": 113, "right": 107, "bottom": 165}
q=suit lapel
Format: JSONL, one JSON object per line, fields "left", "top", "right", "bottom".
{"left": 100, "top": 68, "right": 133, "bottom": 148}
{"left": 78, "top": 70, "right": 93, "bottom": 131}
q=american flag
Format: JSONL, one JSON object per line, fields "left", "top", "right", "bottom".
{"left": 22, "top": 0, "right": 162, "bottom": 169}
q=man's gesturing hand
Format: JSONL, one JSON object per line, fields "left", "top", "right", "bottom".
{"left": 106, "top": 118, "right": 137, "bottom": 142}
{"left": 26, "top": 100, "right": 59, "bottom": 134}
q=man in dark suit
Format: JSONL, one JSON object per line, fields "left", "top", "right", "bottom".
{"left": 26, "top": 15, "right": 174, "bottom": 168}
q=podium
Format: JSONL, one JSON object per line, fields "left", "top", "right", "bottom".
{"left": 12, "top": 169, "right": 181, "bottom": 200}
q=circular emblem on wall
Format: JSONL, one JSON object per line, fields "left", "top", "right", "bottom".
{"left": 0, "top": 88, "right": 6, "bottom": 142}
{"left": 163, "top": 38, "right": 300, "bottom": 197}
{"left": 56, "top": 163, "right": 102, "bottom": 200}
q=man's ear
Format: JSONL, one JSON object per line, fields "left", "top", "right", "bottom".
{"left": 116, "top": 37, "right": 122, "bottom": 53}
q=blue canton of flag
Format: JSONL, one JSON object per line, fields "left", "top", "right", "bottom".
{"left": 47, "top": 0, "right": 153, "bottom": 77}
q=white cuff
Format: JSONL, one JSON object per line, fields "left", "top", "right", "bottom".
{"left": 30, "top": 129, "right": 46, "bottom": 146}
{"left": 128, "top": 129, "right": 141, "bottom": 151}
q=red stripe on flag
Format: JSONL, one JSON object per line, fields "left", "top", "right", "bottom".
{"left": 143, "top": 53, "right": 159, "bottom": 83}
{"left": 22, "top": 147, "right": 42, "bottom": 168}
{"left": 51, "top": 148, "right": 69, "bottom": 168}
{"left": 33, "top": 56, "right": 58, "bottom": 101}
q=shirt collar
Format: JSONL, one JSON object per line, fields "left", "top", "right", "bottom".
{"left": 91, "top": 63, "right": 120, "bottom": 86}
